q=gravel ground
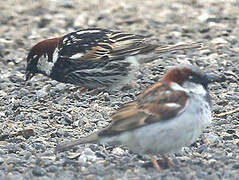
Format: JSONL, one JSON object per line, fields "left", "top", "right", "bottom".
{"left": 0, "top": 0, "right": 239, "bottom": 179}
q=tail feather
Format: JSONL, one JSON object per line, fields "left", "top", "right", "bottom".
{"left": 55, "top": 133, "right": 99, "bottom": 152}
{"left": 155, "top": 42, "right": 203, "bottom": 54}
{"left": 140, "top": 42, "right": 204, "bottom": 64}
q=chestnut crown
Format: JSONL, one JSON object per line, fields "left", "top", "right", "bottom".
{"left": 163, "top": 65, "right": 220, "bottom": 88}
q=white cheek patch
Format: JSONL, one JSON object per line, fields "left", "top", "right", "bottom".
{"left": 37, "top": 48, "right": 59, "bottom": 76}
{"left": 70, "top": 53, "right": 83, "bottom": 59}
{"left": 170, "top": 82, "right": 188, "bottom": 92}
{"left": 37, "top": 55, "right": 54, "bottom": 76}
{"left": 183, "top": 81, "right": 207, "bottom": 96}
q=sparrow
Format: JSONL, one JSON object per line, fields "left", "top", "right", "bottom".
{"left": 55, "top": 64, "right": 219, "bottom": 170}
{"left": 26, "top": 28, "right": 202, "bottom": 90}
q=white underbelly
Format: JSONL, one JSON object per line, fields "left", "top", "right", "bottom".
{"left": 101, "top": 97, "right": 211, "bottom": 154}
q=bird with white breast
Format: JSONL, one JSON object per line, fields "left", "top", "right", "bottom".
{"left": 55, "top": 64, "right": 220, "bottom": 170}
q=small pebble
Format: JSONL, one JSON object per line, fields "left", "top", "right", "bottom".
{"left": 32, "top": 166, "right": 46, "bottom": 176}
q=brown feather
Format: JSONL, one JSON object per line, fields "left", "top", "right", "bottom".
{"left": 99, "top": 82, "right": 188, "bottom": 137}
{"left": 79, "top": 46, "right": 110, "bottom": 61}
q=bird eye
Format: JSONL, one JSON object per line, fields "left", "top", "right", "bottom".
{"left": 188, "top": 75, "right": 194, "bottom": 80}
{"left": 188, "top": 74, "right": 200, "bottom": 82}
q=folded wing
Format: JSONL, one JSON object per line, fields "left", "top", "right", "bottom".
{"left": 99, "top": 82, "right": 189, "bottom": 137}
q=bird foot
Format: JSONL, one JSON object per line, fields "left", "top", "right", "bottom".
{"left": 162, "top": 155, "right": 175, "bottom": 168}
{"left": 147, "top": 154, "right": 177, "bottom": 171}
{"left": 149, "top": 154, "right": 161, "bottom": 171}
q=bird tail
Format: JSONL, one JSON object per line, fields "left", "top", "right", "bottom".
{"left": 55, "top": 133, "right": 99, "bottom": 152}
{"left": 155, "top": 42, "right": 203, "bottom": 54}
{"left": 141, "top": 42, "right": 204, "bottom": 63}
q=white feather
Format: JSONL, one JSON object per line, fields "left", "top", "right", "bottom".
{"left": 101, "top": 94, "right": 211, "bottom": 154}
{"left": 70, "top": 53, "right": 83, "bottom": 59}
{"left": 124, "top": 56, "right": 140, "bottom": 68}
{"left": 182, "top": 81, "right": 207, "bottom": 96}
{"left": 170, "top": 81, "right": 207, "bottom": 96}
{"left": 52, "top": 47, "right": 59, "bottom": 63}
{"left": 76, "top": 30, "right": 101, "bottom": 35}
{"left": 165, "top": 103, "right": 181, "bottom": 108}
{"left": 37, "top": 55, "right": 54, "bottom": 76}
{"left": 37, "top": 48, "right": 59, "bottom": 76}
{"left": 170, "top": 82, "right": 188, "bottom": 92}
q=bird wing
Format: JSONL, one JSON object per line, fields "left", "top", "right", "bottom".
{"left": 58, "top": 28, "right": 202, "bottom": 63}
{"left": 99, "top": 82, "right": 189, "bottom": 137}
{"left": 58, "top": 28, "right": 158, "bottom": 62}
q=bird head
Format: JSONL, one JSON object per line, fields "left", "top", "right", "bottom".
{"left": 26, "top": 38, "right": 60, "bottom": 82}
{"left": 163, "top": 64, "right": 221, "bottom": 95}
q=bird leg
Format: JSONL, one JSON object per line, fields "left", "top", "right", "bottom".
{"left": 162, "top": 155, "right": 175, "bottom": 167}
{"left": 71, "top": 87, "right": 102, "bottom": 95}
{"left": 79, "top": 87, "right": 88, "bottom": 93}
{"left": 149, "top": 154, "right": 161, "bottom": 171}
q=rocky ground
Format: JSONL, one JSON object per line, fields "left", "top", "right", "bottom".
{"left": 0, "top": 0, "right": 239, "bottom": 179}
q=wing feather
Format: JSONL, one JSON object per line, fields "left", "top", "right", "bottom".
{"left": 58, "top": 28, "right": 202, "bottom": 64}
{"left": 58, "top": 28, "right": 156, "bottom": 62}
{"left": 99, "top": 82, "right": 188, "bottom": 136}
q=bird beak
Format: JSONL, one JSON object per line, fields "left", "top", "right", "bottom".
{"left": 206, "top": 73, "right": 222, "bottom": 84}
